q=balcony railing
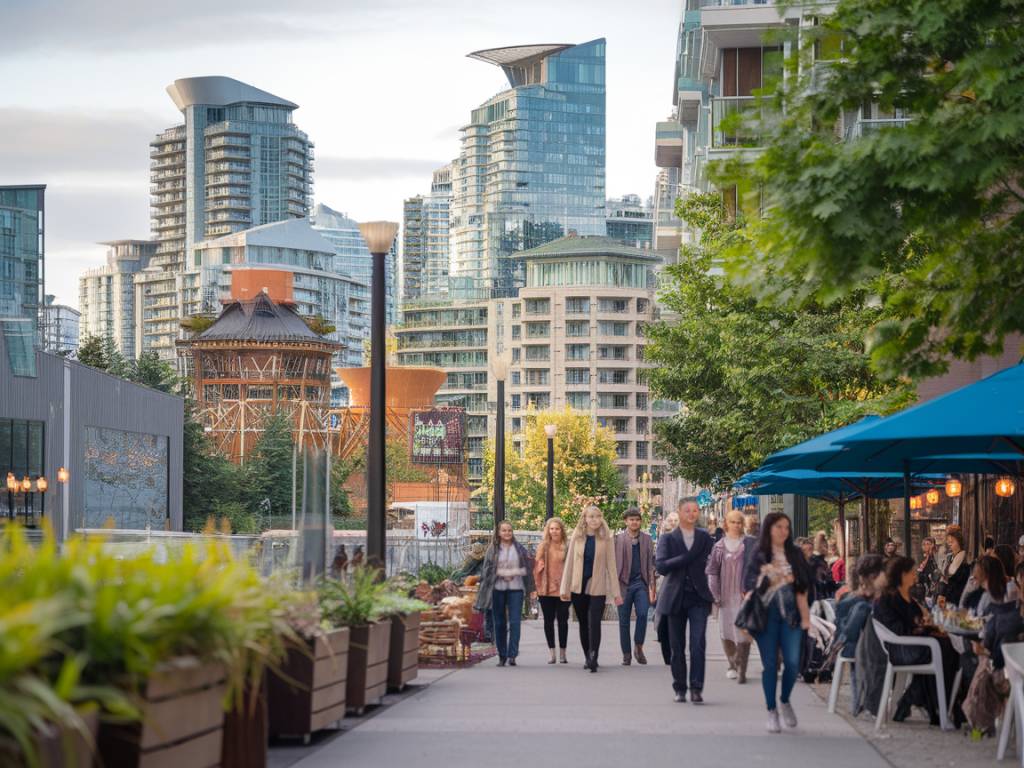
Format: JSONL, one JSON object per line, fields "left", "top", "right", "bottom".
{"left": 711, "top": 96, "right": 762, "bottom": 149}
{"left": 845, "top": 117, "right": 911, "bottom": 141}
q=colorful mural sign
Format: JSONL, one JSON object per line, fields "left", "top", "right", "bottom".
{"left": 410, "top": 409, "right": 464, "bottom": 465}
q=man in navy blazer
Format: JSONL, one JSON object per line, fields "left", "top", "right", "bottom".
{"left": 655, "top": 498, "right": 714, "bottom": 703}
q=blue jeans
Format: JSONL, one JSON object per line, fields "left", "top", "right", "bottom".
{"left": 618, "top": 581, "right": 651, "bottom": 655}
{"left": 491, "top": 589, "right": 524, "bottom": 659}
{"left": 753, "top": 601, "right": 804, "bottom": 710}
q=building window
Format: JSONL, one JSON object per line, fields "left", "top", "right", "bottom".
{"left": 511, "top": 371, "right": 521, "bottom": 386}
{"left": 598, "top": 298, "right": 630, "bottom": 313}
{"left": 598, "top": 369, "right": 629, "bottom": 385}
{"left": 637, "top": 298, "right": 649, "bottom": 314}
{"left": 566, "top": 321, "right": 590, "bottom": 337}
{"left": 512, "top": 325, "right": 521, "bottom": 339}
{"left": 512, "top": 304, "right": 521, "bottom": 318}
{"left": 525, "top": 369, "right": 550, "bottom": 386}
{"left": 636, "top": 441, "right": 649, "bottom": 460}
{"left": 511, "top": 417, "right": 522, "bottom": 432}
{"left": 246, "top": 385, "right": 273, "bottom": 400}
{"left": 512, "top": 348, "right": 521, "bottom": 362}
{"left": 565, "top": 297, "right": 590, "bottom": 314}
{"left": 0, "top": 419, "right": 45, "bottom": 518}
{"left": 526, "top": 321, "right": 550, "bottom": 338}
{"left": 222, "top": 384, "right": 240, "bottom": 400}
{"left": 566, "top": 344, "right": 590, "bottom": 361}
{"left": 636, "top": 417, "right": 649, "bottom": 434}
{"left": 527, "top": 393, "right": 550, "bottom": 409}
{"left": 566, "top": 392, "right": 589, "bottom": 409}
{"left": 524, "top": 345, "right": 549, "bottom": 362}
{"left": 566, "top": 368, "right": 590, "bottom": 385}
{"left": 304, "top": 386, "right": 322, "bottom": 400}
{"left": 524, "top": 298, "right": 550, "bottom": 315}
{"left": 511, "top": 394, "right": 522, "bottom": 411}
{"left": 616, "top": 441, "right": 630, "bottom": 459}
{"left": 613, "top": 417, "right": 630, "bottom": 433}
{"left": 598, "top": 320, "right": 630, "bottom": 337}
{"left": 636, "top": 393, "right": 648, "bottom": 410}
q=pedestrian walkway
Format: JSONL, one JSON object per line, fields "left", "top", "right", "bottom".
{"left": 288, "top": 618, "right": 888, "bottom": 768}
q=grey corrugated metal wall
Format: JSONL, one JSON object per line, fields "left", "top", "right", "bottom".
{"left": 0, "top": 336, "right": 183, "bottom": 536}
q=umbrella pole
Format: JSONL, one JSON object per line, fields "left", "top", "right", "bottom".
{"left": 903, "top": 461, "right": 912, "bottom": 557}
{"left": 974, "top": 473, "right": 981, "bottom": 558}
{"left": 837, "top": 492, "right": 846, "bottom": 560}
{"left": 862, "top": 497, "right": 870, "bottom": 555}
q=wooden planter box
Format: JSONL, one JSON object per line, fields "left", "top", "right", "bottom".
{"left": 97, "top": 658, "right": 226, "bottom": 768}
{"left": 346, "top": 620, "right": 392, "bottom": 714}
{"left": 267, "top": 627, "right": 350, "bottom": 743}
{"left": 221, "top": 677, "right": 267, "bottom": 768}
{"left": 387, "top": 613, "right": 421, "bottom": 692}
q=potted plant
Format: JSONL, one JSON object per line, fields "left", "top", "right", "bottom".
{"left": 318, "top": 566, "right": 393, "bottom": 715}
{"left": 267, "top": 592, "right": 351, "bottom": 743}
{"left": 378, "top": 585, "right": 428, "bottom": 692}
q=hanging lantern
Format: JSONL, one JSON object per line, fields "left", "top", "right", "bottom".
{"left": 945, "top": 478, "right": 962, "bottom": 498}
{"left": 926, "top": 488, "right": 940, "bottom": 505}
{"left": 20, "top": 476, "right": 31, "bottom": 493}
{"left": 57, "top": 467, "right": 70, "bottom": 484}
{"left": 910, "top": 495, "right": 922, "bottom": 510}
{"left": 996, "top": 477, "right": 1016, "bottom": 498}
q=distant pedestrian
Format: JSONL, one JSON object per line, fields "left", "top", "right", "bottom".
{"left": 329, "top": 544, "right": 348, "bottom": 579}
{"left": 656, "top": 499, "right": 713, "bottom": 704}
{"left": 561, "top": 504, "right": 623, "bottom": 672}
{"left": 882, "top": 538, "right": 898, "bottom": 560}
{"left": 615, "top": 507, "right": 656, "bottom": 665}
{"left": 706, "top": 509, "right": 755, "bottom": 683}
{"left": 474, "top": 521, "right": 535, "bottom": 667}
{"left": 654, "top": 511, "right": 680, "bottom": 665}
{"left": 743, "top": 512, "right": 812, "bottom": 734}
{"left": 533, "top": 517, "right": 570, "bottom": 664}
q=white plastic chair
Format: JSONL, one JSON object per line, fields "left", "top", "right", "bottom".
{"left": 871, "top": 619, "right": 952, "bottom": 731}
{"left": 828, "top": 655, "right": 855, "bottom": 714}
{"left": 998, "top": 642, "right": 1024, "bottom": 765}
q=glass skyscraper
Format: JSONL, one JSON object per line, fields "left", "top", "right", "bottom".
{"left": 450, "top": 40, "right": 607, "bottom": 295}
{"left": 135, "top": 77, "right": 314, "bottom": 360}
{"left": 0, "top": 185, "right": 45, "bottom": 376}
{"left": 310, "top": 203, "right": 397, "bottom": 325}
{"left": 402, "top": 164, "right": 452, "bottom": 302}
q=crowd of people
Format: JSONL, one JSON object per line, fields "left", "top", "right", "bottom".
{"left": 471, "top": 498, "right": 1024, "bottom": 738}
{"left": 473, "top": 499, "right": 823, "bottom": 733}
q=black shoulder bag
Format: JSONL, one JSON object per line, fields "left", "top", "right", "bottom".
{"left": 735, "top": 575, "right": 770, "bottom": 635}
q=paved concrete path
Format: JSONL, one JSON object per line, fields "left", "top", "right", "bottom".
{"left": 291, "top": 619, "right": 889, "bottom": 768}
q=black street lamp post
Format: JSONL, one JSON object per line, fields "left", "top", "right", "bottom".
{"left": 358, "top": 221, "right": 399, "bottom": 572}
{"left": 491, "top": 353, "right": 511, "bottom": 527}
{"left": 544, "top": 423, "right": 557, "bottom": 520}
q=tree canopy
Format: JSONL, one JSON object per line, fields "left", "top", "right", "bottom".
{"left": 645, "top": 193, "right": 914, "bottom": 491}
{"left": 720, "top": 0, "right": 1024, "bottom": 378}
{"left": 481, "top": 408, "right": 625, "bottom": 530}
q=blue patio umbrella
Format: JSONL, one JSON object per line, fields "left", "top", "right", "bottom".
{"left": 760, "top": 416, "right": 885, "bottom": 472}
{"left": 832, "top": 363, "right": 1024, "bottom": 467}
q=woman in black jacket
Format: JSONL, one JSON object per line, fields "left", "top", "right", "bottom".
{"left": 873, "top": 556, "right": 959, "bottom": 726}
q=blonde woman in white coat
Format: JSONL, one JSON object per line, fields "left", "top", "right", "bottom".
{"left": 561, "top": 505, "right": 623, "bottom": 672}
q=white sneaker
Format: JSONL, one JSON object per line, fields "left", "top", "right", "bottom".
{"left": 726, "top": 669, "right": 738, "bottom": 679}
{"left": 780, "top": 702, "right": 798, "bottom": 728}
{"left": 766, "top": 709, "right": 781, "bottom": 734}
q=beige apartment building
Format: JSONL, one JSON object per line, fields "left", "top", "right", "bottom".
{"left": 394, "top": 235, "right": 680, "bottom": 513}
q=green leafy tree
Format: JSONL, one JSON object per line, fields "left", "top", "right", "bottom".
{"left": 243, "top": 410, "right": 296, "bottom": 521}
{"left": 718, "top": 0, "right": 1024, "bottom": 378}
{"left": 480, "top": 408, "right": 625, "bottom": 530}
{"left": 182, "top": 403, "right": 245, "bottom": 531}
{"left": 305, "top": 315, "right": 336, "bottom": 336}
{"left": 645, "top": 193, "right": 914, "bottom": 491}
{"left": 130, "top": 351, "right": 179, "bottom": 393}
{"left": 75, "top": 334, "right": 130, "bottom": 378}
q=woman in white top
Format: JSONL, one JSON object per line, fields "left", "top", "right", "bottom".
{"left": 474, "top": 521, "right": 535, "bottom": 666}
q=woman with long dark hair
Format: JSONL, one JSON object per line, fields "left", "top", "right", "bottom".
{"left": 940, "top": 525, "right": 970, "bottom": 606}
{"left": 873, "top": 556, "right": 959, "bottom": 726}
{"left": 474, "top": 521, "right": 535, "bottom": 667}
{"left": 742, "top": 512, "right": 812, "bottom": 734}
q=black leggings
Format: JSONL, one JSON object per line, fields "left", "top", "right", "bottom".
{"left": 571, "top": 593, "right": 607, "bottom": 661}
{"left": 539, "top": 596, "right": 570, "bottom": 649}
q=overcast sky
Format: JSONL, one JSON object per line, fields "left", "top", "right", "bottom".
{"left": 0, "top": 0, "right": 682, "bottom": 308}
